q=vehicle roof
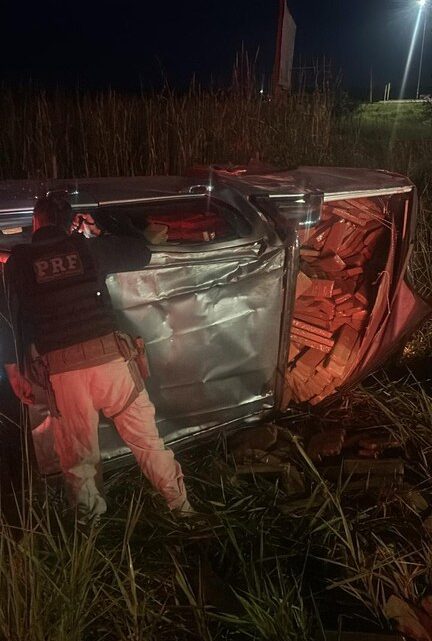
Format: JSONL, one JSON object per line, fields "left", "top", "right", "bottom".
{"left": 294, "top": 166, "right": 413, "bottom": 201}
{"left": 0, "top": 167, "right": 414, "bottom": 217}
{"left": 228, "top": 166, "right": 413, "bottom": 201}
{"left": 0, "top": 176, "right": 192, "bottom": 215}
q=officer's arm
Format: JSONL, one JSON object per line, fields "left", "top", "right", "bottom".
{"left": 89, "top": 236, "right": 152, "bottom": 275}
{"left": 1, "top": 260, "right": 34, "bottom": 404}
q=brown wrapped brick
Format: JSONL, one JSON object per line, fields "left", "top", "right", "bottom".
{"left": 334, "top": 293, "right": 352, "bottom": 305}
{"left": 296, "top": 348, "right": 325, "bottom": 372}
{"left": 331, "top": 207, "right": 367, "bottom": 226}
{"left": 288, "top": 343, "right": 302, "bottom": 362}
{"left": 295, "top": 308, "right": 329, "bottom": 322}
{"left": 306, "top": 377, "right": 328, "bottom": 397}
{"left": 316, "top": 299, "right": 336, "bottom": 317}
{"left": 325, "top": 358, "right": 346, "bottom": 378}
{"left": 347, "top": 252, "right": 368, "bottom": 266}
{"left": 304, "top": 279, "right": 335, "bottom": 299}
{"left": 293, "top": 367, "right": 309, "bottom": 383}
{"left": 300, "top": 263, "right": 320, "bottom": 279}
{"left": 347, "top": 320, "right": 365, "bottom": 332}
{"left": 337, "top": 300, "right": 356, "bottom": 313}
{"left": 337, "top": 279, "right": 356, "bottom": 295}
{"left": 338, "top": 225, "right": 356, "bottom": 245}
{"left": 300, "top": 248, "right": 320, "bottom": 258}
{"left": 291, "top": 326, "right": 334, "bottom": 348}
{"left": 314, "top": 254, "right": 346, "bottom": 272}
{"left": 322, "top": 221, "right": 348, "bottom": 255}
{"left": 328, "top": 325, "right": 359, "bottom": 365}
{"left": 340, "top": 236, "right": 365, "bottom": 258}
{"left": 315, "top": 364, "right": 335, "bottom": 385}
{"left": 364, "top": 218, "right": 384, "bottom": 232}
{"left": 354, "top": 287, "right": 368, "bottom": 306}
{"left": 309, "top": 380, "right": 340, "bottom": 405}
{"left": 293, "top": 312, "right": 330, "bottom": 330}
{"left": 346, "top": 199, "right": 385, "bottom": 220}
{"left": 352, "top": 309, "right": 368, "bottom": 321}
{"left": 295, "top": 271, "right": 313, "bottom": 299}
{"left": 289, "top": 374, "right": 314, "bottom": 401}
{"left": 310, "top": 225, "right": 332, "bottom": 250}
{"left": 312, "top": 372, "right": 333, "bottom": 390}
{"left": 330, "top": 317, "right": 350, "bottom": 332}
{"left": 297, "top": 298, "right": 335, "bottom": 317}
{"left": 291, "top": 319, "right": 333, "bottom": 340}
{"left": 292, "top": 341, "right": 303, "bottom": 351}
{"left": 295, "top": 296, "right": 316, "bottom": 310}
{"left": 335, "top": 310, "right": 354, "bottom": 320}
{"left": 342, "top": 267, "right": 363, "bottom": 278}
{"left": 290, "top": 334, "right": 333, "bottom": 353}
{"left": 364, "top": 228, "right": 383, "bottom": 247}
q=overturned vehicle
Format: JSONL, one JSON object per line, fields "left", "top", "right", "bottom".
{"left": 0, "top": 166, "right": 430, "bottom": 476}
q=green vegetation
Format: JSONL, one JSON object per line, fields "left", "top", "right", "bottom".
{"left": 358, "top": 101, "right": 432, "bottom": 141}
{"left": 1, "top": 72, "right": 432, "bottom": 639}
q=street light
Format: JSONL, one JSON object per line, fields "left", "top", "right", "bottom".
{"left": 416, "top": 0, "right": 429, "bottom": 98}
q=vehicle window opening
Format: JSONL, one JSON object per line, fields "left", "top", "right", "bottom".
{"left": 92, "top": 196, "right": 251, "bottom": 244}
{"left": 285, "top": 195, "right": 396, "bottom": 405}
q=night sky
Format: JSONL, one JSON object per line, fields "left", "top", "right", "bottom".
{"left": 1, "top": 0, "right": 431, "bottom": 97}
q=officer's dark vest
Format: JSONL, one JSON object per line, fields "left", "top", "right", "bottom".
{"left": 12, "top": 231, "right": 118, "bottom": 354}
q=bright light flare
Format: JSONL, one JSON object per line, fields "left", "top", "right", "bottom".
{"left": 398, "top": 6, "right": 424, "bottom": 99}
{"left": 389, "top": 1, "right": 425, "bottom": 148}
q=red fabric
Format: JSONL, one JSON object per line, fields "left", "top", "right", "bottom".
{"left": 345, "top": 222, "right": 432, "bottom": 383}
{"left": 147, "top": 212, "right": 229, "bottom": 242}
{"left": 358, "top": 280, "right": 431, "bottom": 376}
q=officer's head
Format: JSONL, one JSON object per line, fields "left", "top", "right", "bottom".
{"left": 33, "top": 192, "right": 74, "bottom": 233}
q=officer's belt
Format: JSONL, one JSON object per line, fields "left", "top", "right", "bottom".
{"left": 45, "top": 332, "right": 129, "bottom": 374}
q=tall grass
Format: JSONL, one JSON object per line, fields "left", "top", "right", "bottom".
{"left": 0, "top": 81, "right": 338, "bottom": 179}
{"left": 1, "top": 84, "right": 431, "bottom": 182}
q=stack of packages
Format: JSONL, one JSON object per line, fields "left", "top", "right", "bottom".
{"left": 287, "top": 198, "right": 386, "bottom": 405}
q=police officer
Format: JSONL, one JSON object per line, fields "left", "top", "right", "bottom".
{"left": 3, "top": 192, "right": 192, "bottom": 524}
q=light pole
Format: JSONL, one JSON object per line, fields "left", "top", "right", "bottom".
{"left": 416, "top": 0, "right": 429, "bottom": 99}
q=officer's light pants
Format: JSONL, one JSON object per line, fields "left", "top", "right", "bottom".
{"left": 50, "top": 358, "right": 187, "bottom": 521}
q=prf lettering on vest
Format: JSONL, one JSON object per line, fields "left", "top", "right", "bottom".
{"left": 33, "top": 252, "right": 85, "bottom": 283}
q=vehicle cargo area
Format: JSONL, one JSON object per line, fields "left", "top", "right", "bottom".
{"left": 286, "top": 193, "right": 409, "bottom": 405}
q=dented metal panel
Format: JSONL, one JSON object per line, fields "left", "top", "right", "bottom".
{"left": 108, "top": 245, "right": 285, "bottom": 437}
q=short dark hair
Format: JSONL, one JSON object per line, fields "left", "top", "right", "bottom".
{"left": 33, "top": 192, "right": 73, "bottom": 232}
